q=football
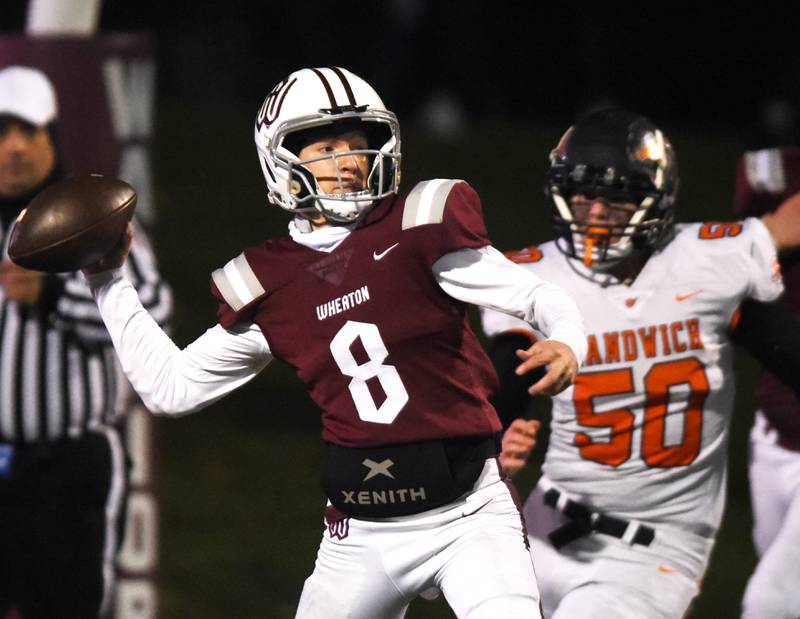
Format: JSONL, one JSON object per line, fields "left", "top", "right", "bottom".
{"left": 8, "top": 174, "right": 136, "bottom": 273}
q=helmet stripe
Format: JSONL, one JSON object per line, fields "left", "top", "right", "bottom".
{"left": 310, "top": 68, "right": 338, "bottom": 108}
{"left": 329, "top": 66, "right": 357, "bottom": 105}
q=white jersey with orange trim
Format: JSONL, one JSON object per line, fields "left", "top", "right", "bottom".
{"left": 481, "top": 218, "right": 782, "bottom": 553}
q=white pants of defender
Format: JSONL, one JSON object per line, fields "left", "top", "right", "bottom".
{"left": 741, "top": 411, "right": 800, "bottom": 619}
{"left": 524, "top": 483, "right": 701, "bottom": 619}
{"left": 295, "top": 459, "right": 542, "bottom": 618}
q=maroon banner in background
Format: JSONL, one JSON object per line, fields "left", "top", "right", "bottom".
{"left": 0, "top": 34, "right": 159, "bottom": 619}
{"left": 0, "top": 34, "right": 156, "bottom": 224}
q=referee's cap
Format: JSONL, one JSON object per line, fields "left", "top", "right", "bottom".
{"left": 0, "top": 65, "right": 58, "bottom": 127}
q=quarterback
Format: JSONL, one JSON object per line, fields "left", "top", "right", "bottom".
{"left": 82, "top": 67, "right": 586, "bottom": 618}
{"left": 481, "top": 108, "right": 800, "bottom": 618}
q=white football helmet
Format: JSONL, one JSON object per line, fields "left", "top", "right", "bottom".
{"left": 254, "top": 67, "right": 401, "bottom": 223}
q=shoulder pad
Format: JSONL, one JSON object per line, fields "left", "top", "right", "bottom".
{"left": 211, "top": 252, "right": 266, "bottom": 311}
{"left": 504, "top": 246, "right": 543, "bottom": 264}
{"left": 401, "top": 179, "right": 465, "bottom": 230}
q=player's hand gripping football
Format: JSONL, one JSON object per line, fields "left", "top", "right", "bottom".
{"left": 499, "top": 418, "right": 540, "bottom": 477}
{"left": 82, "top": 223, "right": 133, "bottom": 276}
{"left": 515, "top": 339, "right": 578, "bottom": 396}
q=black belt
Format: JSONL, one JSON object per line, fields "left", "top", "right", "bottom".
{"left": 543, "top": 488, "right": 655, "bottom": 549}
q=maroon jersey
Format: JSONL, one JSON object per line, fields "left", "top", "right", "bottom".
{"left": 735, "top": 146, "right": 800, "bottom": 448}
{"left": 211, "top": 180, "right": 502, "bottom": 447}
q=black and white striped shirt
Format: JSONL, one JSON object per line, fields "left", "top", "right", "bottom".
{"left": 0, "top": 218, "right": 171, "bottom": 444}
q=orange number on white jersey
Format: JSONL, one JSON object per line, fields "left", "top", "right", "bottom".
{"left": 641, "top": 358, "right": 708, "bottom": 466}
{"left": 698, "top": 222, "right": 743, "bottom": 239}
{"left": 574, "top": 369, "right": 634, "bottom": 466}
{"left": 573, "top": 358, "right": 710, "bottom": 467}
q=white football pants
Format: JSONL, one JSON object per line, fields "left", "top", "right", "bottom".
{"left": 524, "top": 483, "right": 700, "bottom": 619}
{"left": 295, "top": 459, "right": 542, "bottom": 618}
{"left": 741, "top": 412, "right": 800, "bottom": 619}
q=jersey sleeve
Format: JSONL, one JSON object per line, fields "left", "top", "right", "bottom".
{"left": 402, "top": 179, "right": 491, "bottom": 266}
{"left": 476, "top": 245, "right": 546, "bottom": 339}
{"left": 88, "top": 270, "right": 271, "bottom": 415}
{"left": 743, "top": 217, "right": 784, "bottom": 302}
{"left": 210, "top": 251, "right": 267, "bottom": 328}
{"left": 734, "top": 147, "right": 800, "bottom": 217}
{"left": 479, "top": 305, "right": 536, "bottom": 339}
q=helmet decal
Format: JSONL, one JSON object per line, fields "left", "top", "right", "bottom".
{"left": 633, "top": 129, "right": 670, "bottom": 176}
{"left": 257, "top": 77, "right": 297, "bottom": 130}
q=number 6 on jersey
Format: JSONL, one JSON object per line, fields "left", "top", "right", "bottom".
{"left": 330, "top": 320, "right": 409, "bottom": 423}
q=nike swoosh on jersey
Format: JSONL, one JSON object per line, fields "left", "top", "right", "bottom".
{"left": 675, "top": 289, "right": 703, "bottom": 302}
{"left": 373, "top": 243, "right": 400, "bottom": 261}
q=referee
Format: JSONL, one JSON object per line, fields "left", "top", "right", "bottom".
{"left": 0, "top": 66, "right": 172, "bottom": 618}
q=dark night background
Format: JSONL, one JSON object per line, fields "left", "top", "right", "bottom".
{"left": 2, "top": 2, "right": 800, "bottom": 617}
{"left": 106, "top": 3, "right": 800, "bottom": 143}
{"left": 6, "top": 2, "right": 799, "bottom": 140}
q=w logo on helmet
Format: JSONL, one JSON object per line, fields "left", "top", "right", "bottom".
{"left": 257, "top": 77, "right": 297, "bottom": 129}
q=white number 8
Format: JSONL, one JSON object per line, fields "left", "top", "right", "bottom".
{"left": 329, "top": 321, "right": 409, "bottom": 424}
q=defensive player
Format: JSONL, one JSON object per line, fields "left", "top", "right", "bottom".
{"left": 83, "top": 67, "right": 587, "bottom": 618}
{"left": 480, "top": 107, "right": 800, "bottom": 619}
{"left": 733, "top": 146, "right": 800, "bottom": 619}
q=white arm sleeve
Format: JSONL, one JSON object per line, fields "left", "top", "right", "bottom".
{"left": 88, "top": 269, "right": 272, "bottom": 415}
{"left": 433, "top": 246, "right": 587, "bottom": 365}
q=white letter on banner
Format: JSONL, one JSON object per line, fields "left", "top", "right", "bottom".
{"left": 102, "top": 58, "right": 155, "bottom": 139}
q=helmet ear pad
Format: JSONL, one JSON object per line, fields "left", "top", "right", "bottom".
{"left": 288, "top": 162, "right": 319, "bottom": 207}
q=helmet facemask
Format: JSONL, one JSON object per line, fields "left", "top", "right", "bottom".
{"left": 550, "top": 180, "right": 672, "bottom": 270}
{"left": 260, "top": 110, "right": 400, "bottom": 224}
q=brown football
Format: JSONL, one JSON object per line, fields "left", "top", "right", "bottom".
{"left": 8, "top": 174, "right": 136, "bottom": 273}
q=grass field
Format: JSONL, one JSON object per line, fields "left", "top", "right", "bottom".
{"left": 149, "top": 102, "right": 760, "bottom": 617}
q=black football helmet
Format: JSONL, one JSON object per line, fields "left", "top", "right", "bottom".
{"left": 546, "top": 107, "right": 678, "bottom": 267}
